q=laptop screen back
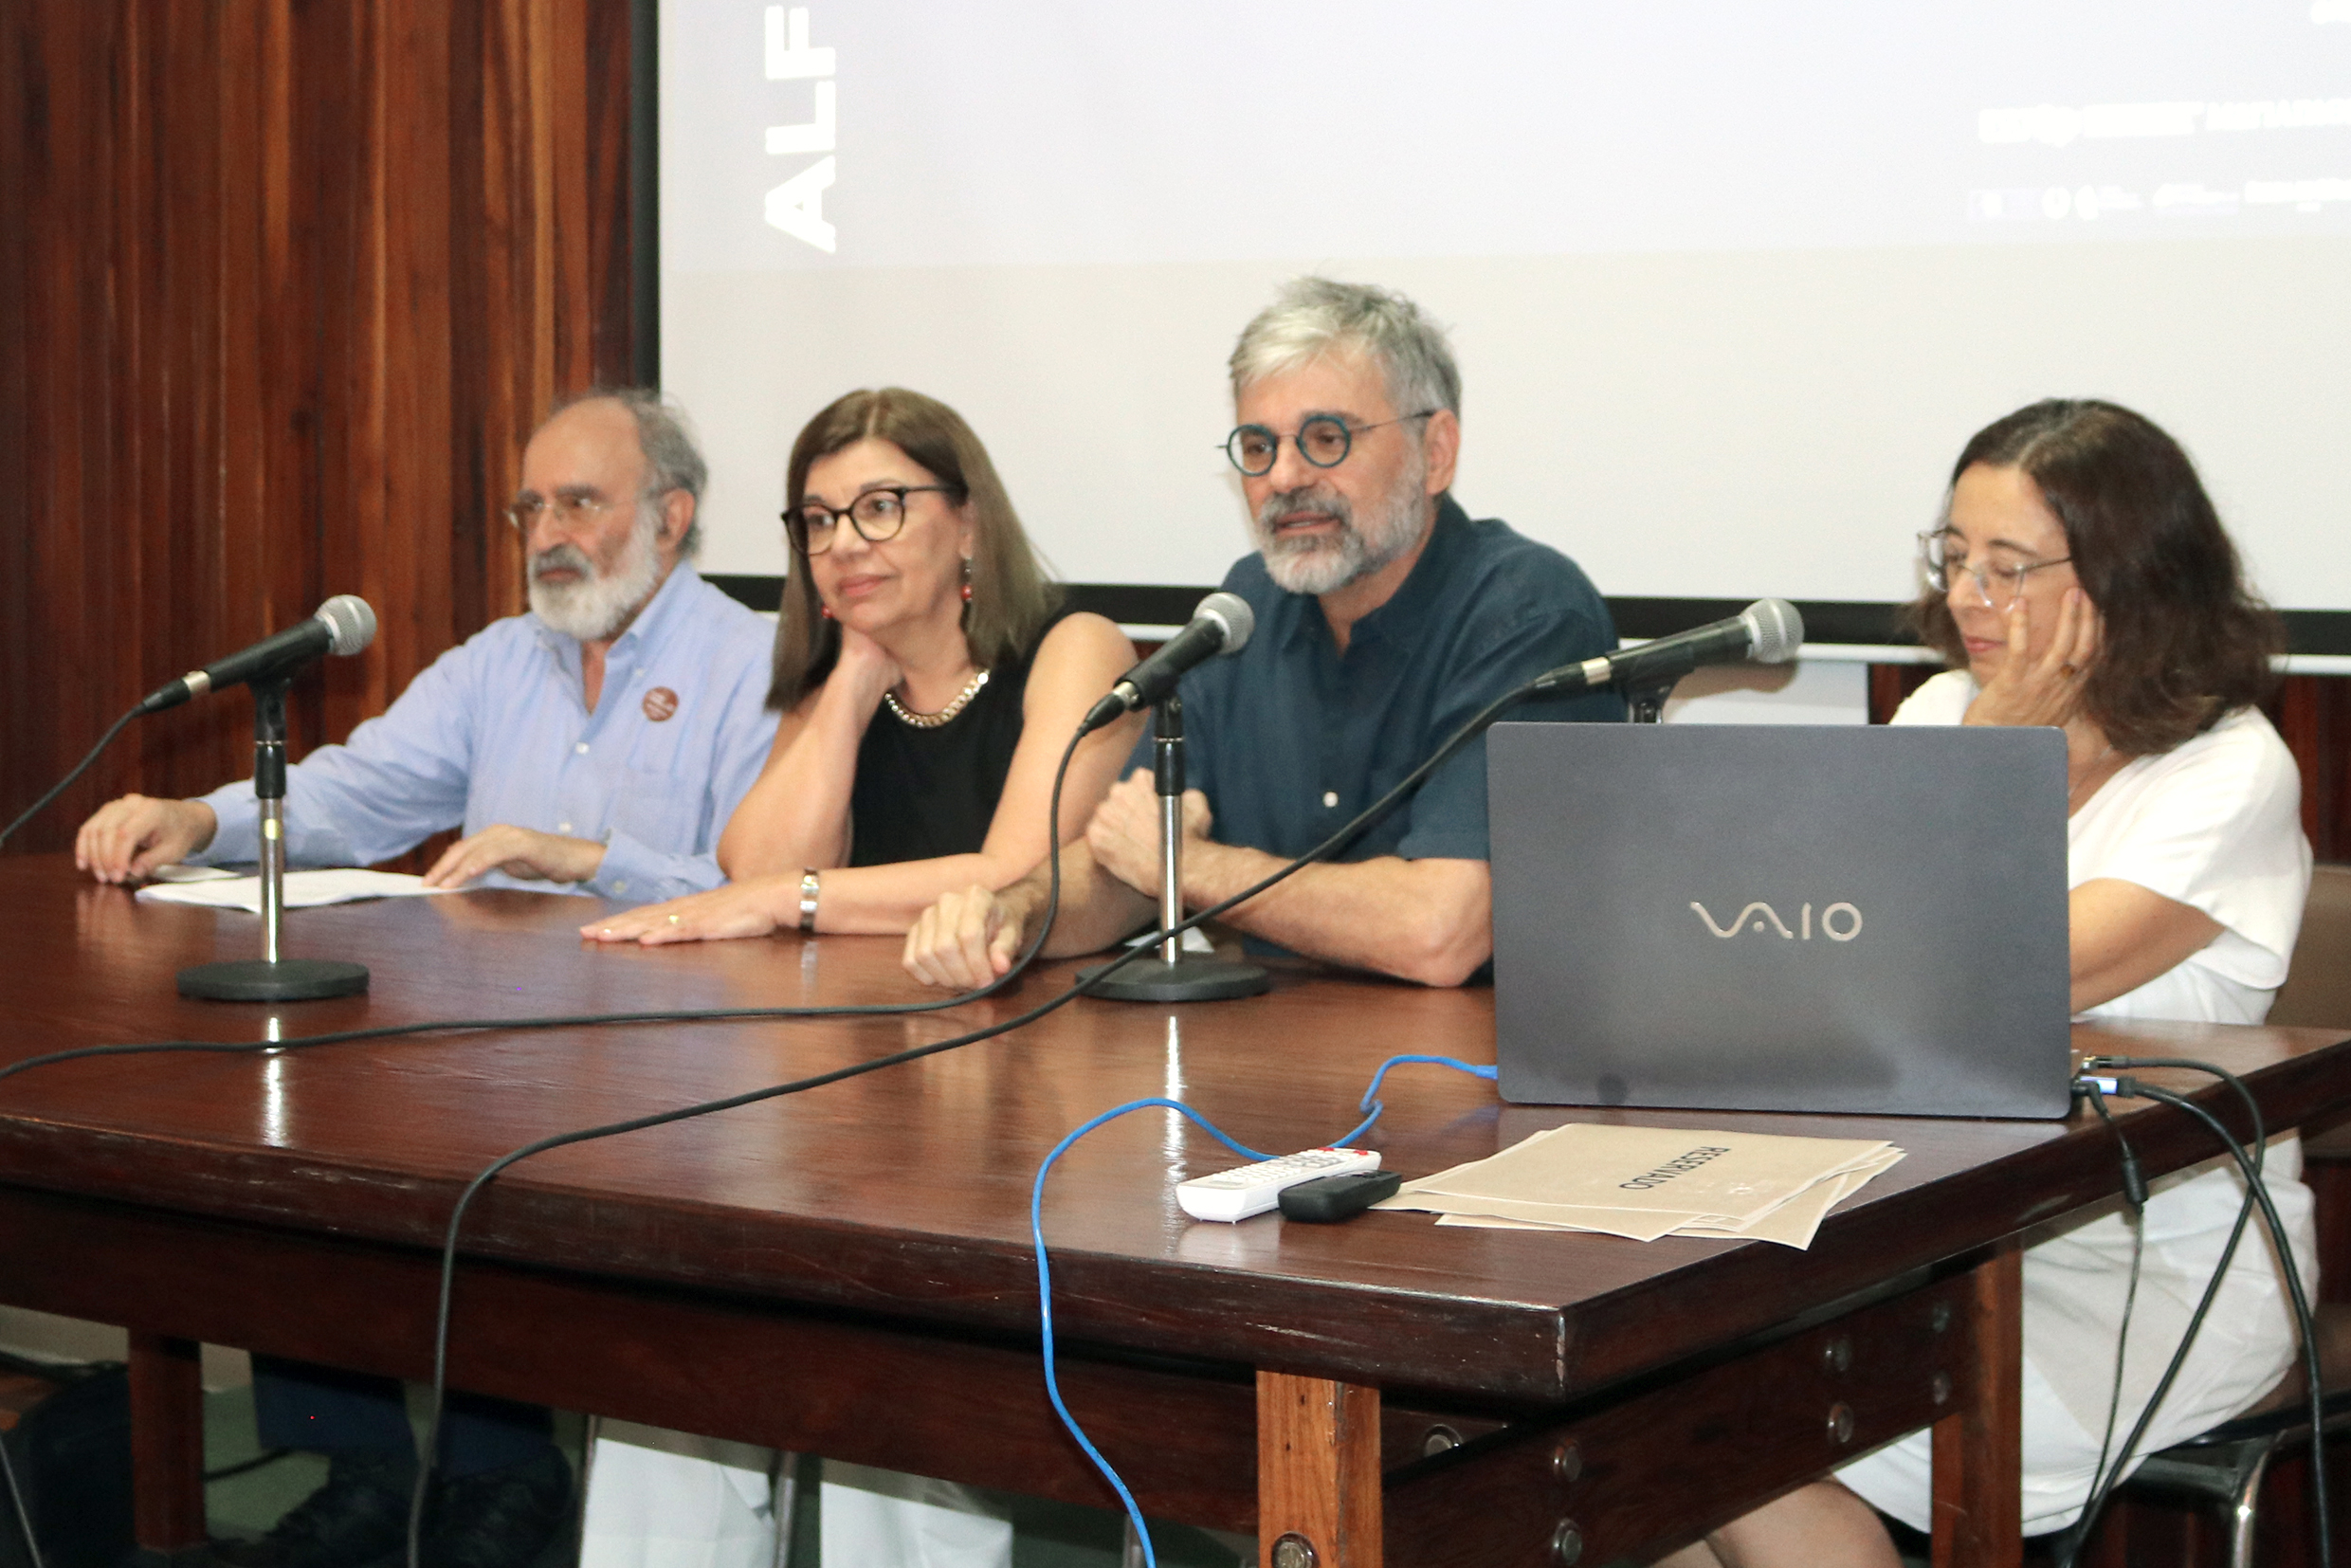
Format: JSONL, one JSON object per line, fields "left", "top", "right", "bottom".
{"left": 1487, "top": 722, "right": 2073, "bottom": 1120}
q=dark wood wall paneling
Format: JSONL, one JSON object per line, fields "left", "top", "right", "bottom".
{"left": 0, "top": 0, "right": 632, "bottom": 856}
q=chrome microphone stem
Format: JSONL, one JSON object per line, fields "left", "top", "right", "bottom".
{"left": 1152, "top": 695, "right": 1187, "bottom": 968}
{"left": 259, "top": 794, "right": 286, "bottom": 963}
{"left": 1158, "top": 793, "right": 1183, "bottom": 968}
{"left": 250, "top": 678, "right": 293, "bottom": 967}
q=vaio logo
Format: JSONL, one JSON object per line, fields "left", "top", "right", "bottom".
{"left": 1689, "top": 901, "right": 1863, "bottom": 942}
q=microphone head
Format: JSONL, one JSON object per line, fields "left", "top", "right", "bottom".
{"left": 1740, "top": 599, "right": 1803, "bottom": 665}
{"left": 1194, "top": 592, "right": 1254, "bottom": 656}
{"left": 315, "top": 595, "right": 378, "bottom": 658}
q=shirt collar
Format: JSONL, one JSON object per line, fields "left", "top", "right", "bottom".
{"left": 1273, "top": 495, "right": 1469, "bottom": 653}
{"left": 1339, "top": 494, "right": 1468, "bottom": 649}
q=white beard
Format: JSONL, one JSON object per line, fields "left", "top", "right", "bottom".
{"left": 529, "top": 501, "right": 662, "bottom": 642}
{"left": 1249, "top": 458, "right": 1431, "bottom": 596}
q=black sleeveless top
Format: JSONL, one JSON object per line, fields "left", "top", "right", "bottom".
{"left": 846, "top": 607, "right": 1073, "bottom": 866}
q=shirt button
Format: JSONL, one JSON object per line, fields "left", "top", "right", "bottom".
{"left": 574, "top": 741, "right": 590, "bottom": 754}
{"left": 1321, "top": 791, "right": 1339, "bottom": 808}
{"left": 612, "top": 880, "right": 628, "bottom": 894}
{"left": 558, "top": 823, "right": 573, "bottom": 834}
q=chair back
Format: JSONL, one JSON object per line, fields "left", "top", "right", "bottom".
{"left": 2272, "top": 863, "right": 2351, "bottom": 1030}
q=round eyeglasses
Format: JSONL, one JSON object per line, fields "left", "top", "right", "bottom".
{"left": 1919, "top": 530, "right": 2073, "bottom": 609}
{"left": 1222, "top": 410, "right": 1438, "bottom": 478}
{"left": 785, "top": 484, "right": 961, "bottom": 556}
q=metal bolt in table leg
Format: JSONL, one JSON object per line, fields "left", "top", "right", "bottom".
{"left": 1271, "top": 1532, "right": 1318, "bottom": 1568}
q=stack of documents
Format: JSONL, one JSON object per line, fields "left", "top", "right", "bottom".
{"left": 136, "top": 866, "right": 459, "bottom": 913}
{"left": 1376, "top": 1121, "right": 1904, "bottom": 1249}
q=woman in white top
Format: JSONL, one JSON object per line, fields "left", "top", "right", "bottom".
{"left": 1663, "top": 399, "right": 2315, "bottom": 1568}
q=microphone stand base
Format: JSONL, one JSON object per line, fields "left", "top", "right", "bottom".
{"left": 1076, "top": 955, "right": 1270, "bottom": 1003}
{"left": 177, "top": 957, "right": 371, "bottom": 1002}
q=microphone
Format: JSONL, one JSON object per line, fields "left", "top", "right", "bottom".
{"left": 1080, "top": 592, "right": 1255, "bottom": 735}
{"left": 1532, "top": 598, "right": 1803, "bottom": 700}
{"left": 139, "top": 595, "right": 378, "bottom": 715}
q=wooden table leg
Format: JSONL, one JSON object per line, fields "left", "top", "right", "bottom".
{"left": 128, "top": 1332, "right": 207, "bottom": 1553}
{"left": 1258, "top": 1370, "right": 1381, "bottom": 1568}
{"left": 1931, "top": 1246, "right": 2023, "bottom": 1568}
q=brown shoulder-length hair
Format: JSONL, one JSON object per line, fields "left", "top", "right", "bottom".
{"left": 767, "top": 389, "right": 1061, "bottom": 712}
{"left": 1905, "top": 398, "right": 2280, "bottom": 757}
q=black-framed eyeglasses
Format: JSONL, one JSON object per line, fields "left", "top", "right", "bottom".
{"left": 1222, "top": 410, "right": 1439, "bottom": 478}
{"left": 503, "top": 487, "right": 665, "bottom": 533}
{"left": 1918, "top": 529, "right": 2073, "bottom": 609}
{"left": 783, "top": 484, "right": 961, "bottom": 556}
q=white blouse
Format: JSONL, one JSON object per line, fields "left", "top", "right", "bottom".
{"left": 1890, "top": 670, "right": 2309, "bottom": 1024}
{"left": 1842, "top": 668, "right": 2319, "bottom": 1535}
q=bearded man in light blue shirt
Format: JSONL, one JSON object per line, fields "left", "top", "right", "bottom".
{"left": 75, "top": 390, "right": 778, "bottom": 902}
{"left": 66, "top": 390, "right": 779, "bottom": 1568}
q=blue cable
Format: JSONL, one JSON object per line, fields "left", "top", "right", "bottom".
{"left": 1030, "top": 1054, "right": 1495, "bottom": 1564}
{"left": 1331, "top": 1052, "right": 1496, "bottom": 1148}
{"left": 1032, "top": 1099, "right": 1270, "bottom": 1568}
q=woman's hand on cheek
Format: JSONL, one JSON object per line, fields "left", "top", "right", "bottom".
{"left": 1965, "top": 588, "right": 2097, "bottom": 731}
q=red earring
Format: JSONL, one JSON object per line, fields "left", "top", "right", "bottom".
{"left": 820, "top": 604, "right": 835, "bottom": 620}
{"left": 960, "top": 559, "right": 974, "bottom": 603}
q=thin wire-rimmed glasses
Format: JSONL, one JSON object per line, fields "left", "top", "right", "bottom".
{"left": 503, "top": 488, "right": 661, "bottom": 533}
{"left": 784, "top": 484, "right": 961, "bottom": 556}
{"left": 1222, "top": 410, "right": 1438, "bottom": 477}
{"left": 1919, "top": 529, "right": 2073, "bottom": 609}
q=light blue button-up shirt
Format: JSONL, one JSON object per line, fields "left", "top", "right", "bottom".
{"left": 192, "top": 563, "right": 780, "bottom": 903}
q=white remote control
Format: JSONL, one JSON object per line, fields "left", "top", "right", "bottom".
{"left": 1176, "top": 1147, "right": 1383, "bottom": 1222}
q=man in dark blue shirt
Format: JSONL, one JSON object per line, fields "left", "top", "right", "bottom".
{"left": 904, "top": 278, "right": 1620, "bottom": 989}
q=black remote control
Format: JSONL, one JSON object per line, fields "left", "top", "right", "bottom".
{"left": 1278, "top": 1169, "right": 1403, "bottom": 1223}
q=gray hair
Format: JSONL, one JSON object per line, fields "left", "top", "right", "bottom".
{"left": 1228, "top": 278, "right": 1462, "bottom": 420}
{"left": 550, "top": 387, "right": 709, "bottom": 557}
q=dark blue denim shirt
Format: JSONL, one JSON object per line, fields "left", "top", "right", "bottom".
{"left": 1130, "top": 497, "right": 1623, "bottom": 872}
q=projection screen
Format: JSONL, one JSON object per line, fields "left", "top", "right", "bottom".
{"left": 659, "top": 0, "right": 2351, "bottom": 652}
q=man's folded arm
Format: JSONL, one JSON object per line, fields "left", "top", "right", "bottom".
{"left": 1182, "top": 840, "right": 1492, "bottom": 988}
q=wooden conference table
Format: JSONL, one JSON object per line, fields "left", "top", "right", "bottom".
{"left": 0, "top": 855, "right": 2347, "bottom": 1568}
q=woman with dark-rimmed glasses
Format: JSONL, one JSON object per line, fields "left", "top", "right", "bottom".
{"left": 1666, "top": 399, "right": 2315, "bottom": 1567}
{"left": 586, "top": 387, "right": 1139, "bottom": 948}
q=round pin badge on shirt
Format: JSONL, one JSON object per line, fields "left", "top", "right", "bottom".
{"left": 641, "top": 686, "right": 679, "bottom": 722}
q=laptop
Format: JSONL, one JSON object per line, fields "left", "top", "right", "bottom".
{"left": 1487, "top": 722, "right": 2074, "bottom": 1120}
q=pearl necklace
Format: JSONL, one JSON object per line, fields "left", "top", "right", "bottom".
{"left": 884, "top": 667, "right": 990, "bottom": 729}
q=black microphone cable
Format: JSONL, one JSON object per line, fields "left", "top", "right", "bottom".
{"left": 0, "top": 1430, "right": 47, "bottom": 1568}
{"left": 2059, "top": 1065, "right": 2261, "bottom": 1568}
{"left": 4, "top": 596, "right": 373, "bottom": 849}
{"left": 2097, "top": 1068, "right": 2329, "bottom": 1568}
{"left": 2067, "top": 1082, "right": 2146, "bottom": 1568}
{"left": 2059, "top": 1061, "right": 2324, "bottom": 1568}
{"left": 0, "top": 701, "right": 143, "bottom": 850}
